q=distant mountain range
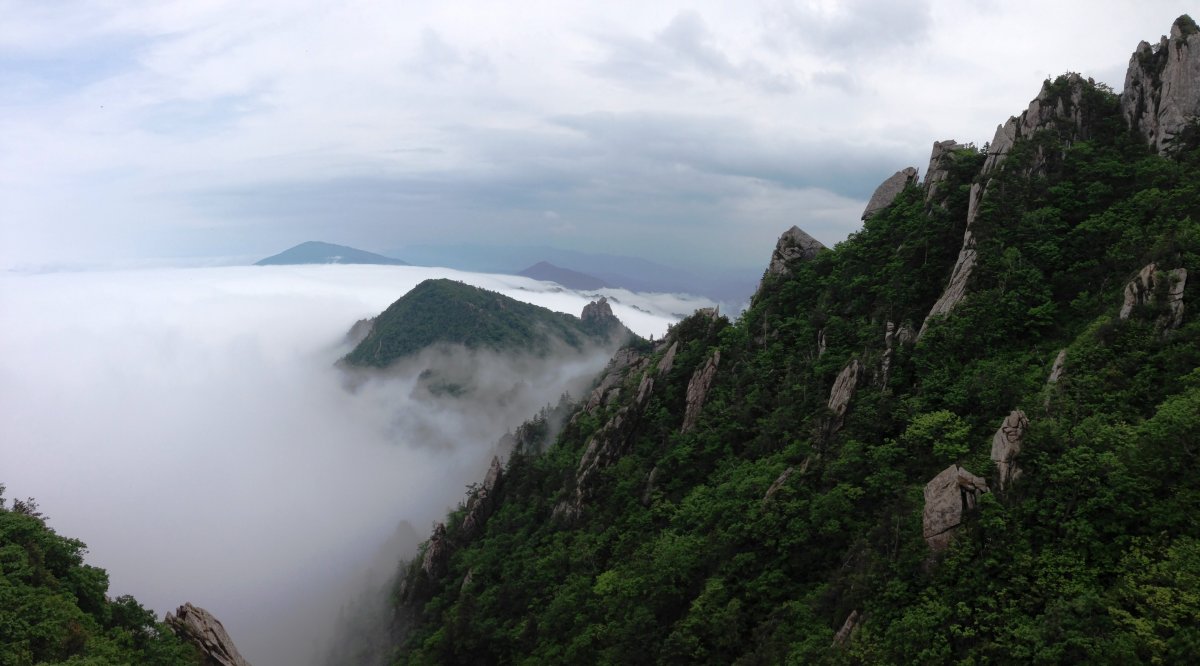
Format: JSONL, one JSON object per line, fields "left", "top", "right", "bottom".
{"left": 392, "top": 243, "right": 759, "bottom": 306}
{"left": 517, "top": 261, "right": 609, "bottom": 290}
{"left": 255, "top": 241, "right": 408, "bottom": 266}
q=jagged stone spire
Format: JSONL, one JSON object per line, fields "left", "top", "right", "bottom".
{"left": 1121, "top": 15, "right": 1200, "bottom": 153}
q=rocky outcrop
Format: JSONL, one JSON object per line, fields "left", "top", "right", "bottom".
{"left": 1119, "top": 263, "right": 1188, "bottom": 329}
{"left": 344, "top": 317, "right": 374, "bottom": 347}
{"left": 924, "top": 140, "right": 961, "bottom": 202}
{"left": 681, "top": 350, "right": 721, "bottom": 433}
{"left": 862, "top": 167, "right": 919, "bottom": 219}
{"left": 421, "top": 523, "right": 450, "bottom": 579}
{"left": 640, "top": 466, "right": 658, "bottom": 507}
{"left": 762, "top": 466, "right": 794, "bottom": 503}
{"left": 1121, "top": 16, "right": 1200, "bottom": 153}
{"left": 817, "top": 328, "right": 827, "bottom": 358}
{"left": 657, "top": 341, "right": 679, "bottom": 378}
{"left": 832, "top": 609, "right": 861, "bottom": 648}
{"left": 921, "top": 75, "right": 1096, "bottom": 339}
{"left": 990, "top": 410, "right": 1029, "bottom": 491}
{"left": 461, "top": 456, "right": 503, "bottom": 539}
{"left": 765, "top": 226, "right": 825, "bottom": 278}
{"left": 827, "top": 359, "right": 861, "bottom": 419}
{"left": 581, "top": 296, "right": 616, "bottom": 325}
{"left": 581, "top": 348, "right": 645, "bottom": 414}
{"left": 922, "top": 464, "right": 989, "bottom": 551}
{"left": 165, "top": 603, "right": 250, "bottom": 666}
{"left": 1047, "top": 349, "right": 1067, "bottom": 384}
{"left": 879, "top": 321, "right": 914, "bottom": 387}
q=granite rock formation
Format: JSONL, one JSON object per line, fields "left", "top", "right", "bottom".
{"left": 862, "top": 167, "right": 919, "bottom": 219}
{"left": 164, "top": 603, "right": 250, "bottom": 666}
{"left": 923, "top": 464, "right": 989, "bottom": 551}
{"left": 1121, "top": 16, "right": 1200, "bottom": 153}
{"left": 990, "top": 410, "right": 1029, "bottom": 491}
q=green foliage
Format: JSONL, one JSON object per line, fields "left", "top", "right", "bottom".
{"left": 344, "top": 278, "right": 635, "bottom": 368}
{"left": 390, "top": 75, "right": 1200, "bottom": 664}
{"left": 0, "top": 487, "right": 198, "bottom": 665}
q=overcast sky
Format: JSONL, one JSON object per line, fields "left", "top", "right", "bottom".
{"left": 1, "top": 1, "right": 1192, "bottom": 272}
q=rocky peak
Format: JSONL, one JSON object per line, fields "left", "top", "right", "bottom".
{"left": 862, "top": 167, "right": 919, "bottom": 219}
{"left": 1121, "top": 15, "right": 1200, "bottom": 153}
{"left": 581, "top": 296, "right": 616, "bottom": 324}
{"left": 766, "top": 226, "right": 825, "bottom": 278}
{"left": 983, "top": 73, "right": 1092, "bottom": 176}
{"left": 164, "top": 603, "right": 250, "bottom": 666}
{"left": 923, "top": 139, "right": 961, "bottom": 202}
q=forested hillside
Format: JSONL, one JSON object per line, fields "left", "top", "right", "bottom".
{"left": 387, "top": 19, "right": 1200, "bottom": 665}
{"left": 0, "top": 487, "right": 200, "bottom": 665}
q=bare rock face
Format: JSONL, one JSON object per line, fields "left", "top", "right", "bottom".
{"left": 766, "top": 226, "right": 825, "bottom": 278}
{"left": 461, "top": 456, "right": 503, "bottom": 539}
{"left": 862, "top": 167, "right": 919, "bottom": 219}
{"left": 581, "top": 348, "right": 645, "bottom": 414}
{"left": 922, "top": 464, "right": 989, "bottom": 551}
{"left": 421, "top": 523, "right": 450, "bottom": 579}
{"left": 919, "top": 230, "right": 977, "bottom": 339}
{"left": 827, "top": 359, "right": 862, "bottom": 431}
{"left": 681, "top": 350, "right": 721, "bottom": 433}
{"left": 924, "top": 140, "right": 961, "bottom": 202}
{"left": 983, "top": 73, "right": 1090, "bottom": 176}
{"left": 657, "top": 341, "right": 679, "bottom": 378}
{"left": 762, "top": 466, "right": 795, "bottom": 503}
{"left": 1047, "top": 349, "right": 1068, "bottom": 384}
{"left": 990, "top": 410, "right": 1029, "bottom": 491}
{"left": 880, "top": 321, "right": 913, "bottom": 387}
{"left": 581, "top": 296, "right": 616, "bottom": 324}
{"left": 1120, "top": 263, "right": 1188, "bottom": 329}
{"left": 1121, "top": 16, "right": 1200, "bottom": 153}
{"left": 832, "top": 609, "right": 861, "bottom": 647}
{"left": 165, "top": 603, "right": 250, "bottom": 666}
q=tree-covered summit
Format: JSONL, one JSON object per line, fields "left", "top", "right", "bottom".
{"left": 342, "top": 279, "right": 634, "bottom": 369}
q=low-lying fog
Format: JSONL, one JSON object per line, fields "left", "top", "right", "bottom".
{"left": 0, "top": 264, "right": 710, "bottom": 665}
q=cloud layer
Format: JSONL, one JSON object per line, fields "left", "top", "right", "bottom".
{"left": 2, "top": 2, "right": 1195, "bottom": 271}
{"left": 0, "top": 264, "right": 701, "bottom": 665}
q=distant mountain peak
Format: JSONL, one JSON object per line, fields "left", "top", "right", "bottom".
{"left": 517, "top": 261, "right": 609, "bottom": 291}
{"left": 254, "top": 241, "right": 408, "bottom": 266}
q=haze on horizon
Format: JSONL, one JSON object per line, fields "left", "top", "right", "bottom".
{"left": 2, "top": 1, "right": 1194, "bottom": 273}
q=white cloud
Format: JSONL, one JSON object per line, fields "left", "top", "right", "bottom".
{"left": 0, "top": 264, "right": 704, "bottom": 665}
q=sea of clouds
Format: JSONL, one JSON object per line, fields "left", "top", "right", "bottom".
{"left": 0, "top": 264, "right": 711, "bottom": 665}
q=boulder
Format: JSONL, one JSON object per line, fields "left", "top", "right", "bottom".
{"left": 990, "top": 410, "right": 1029, "bottom": 491}
{"left": 922, "top": 464, "right": 989, "bottom": 551}
{"left": 765, "top": 226, "right": 826, "bottom": 278}
{"left": 681, "top": 350, "right": 721, "bottom": 433}
{"left": 1121, "top": 16, "right": 1200, "bottom": 153}
{"left": 165, "top": 603, "right": 250, "bottom": 666}
{"left": 862, "top": 167, "right": 919, "bottom": 219}
{"left": 827, "top": 359, "right": 861, "bottom": 419}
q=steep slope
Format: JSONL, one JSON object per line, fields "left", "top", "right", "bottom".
{"left": 517, "top": 261, "right": 610, "bottom": 290}
{"left": 254, "top": 241, "right": 408, "bottom": 266}
{"left": 342, "top": 279, "right": 632, "bottom": 369}
{"left": 384, "top": 18, "right": 1200, "bottom": 665}
{"left": 0, "top": 487, "right": 214, "bottom": 665}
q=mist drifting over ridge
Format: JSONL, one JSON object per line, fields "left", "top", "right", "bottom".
{"left": 0, "top": 264, "right": 708, "bottom": 665}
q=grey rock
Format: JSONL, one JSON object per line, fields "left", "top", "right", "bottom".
{"left": 989, "top": 410, "right": 1029, "bottom": 491}
{"left": 657, "top": 341, "right": 679, "bottom": 378}
{"left": 817, "top": 328, "right": 827, "bottom": 358}
{"left": 762, "top": 466, "right": 795, "bottom": 503}
{"left": 165, "top": 603, "right": 251, "bottom": 666}
{"left": 581, "top": 296, "right": 616, "bottom": 324}
{"left": 919, "top": 231, "right": 977, "bottom": 339}
{"left": 827, "top": 359, "right": 862, "bottom": 419}
{"left": 681, "top": 350, "right": 721, "bottom": 433}
{"left": 766, "top": 226, "right": 826, "bottom": 278}
{"left": 983, "top": 73, "right": 1089, "bottom": 176}
{"left": 832, "top": 609, "right": 861, "bottom": 648}
{"left": 461, "top": 456, "right": 503, "bottom": 539}
{"left": 1120, "top": 263, "right": 1188, "bottom": 329}
{"left": 582, "top": 348, "right": 644, "bottom": 414}
{"left": 421, "top": 523, "right": 450, "bottom": 579}
{"left": 1047, "top": 349, "right": 1067, "bottom": 384}
{"left": 924, "top": 140, "right": 961, "bottom": 202}
{"left": 922, "top": 464, "right": 989, "bottom": 551}
{"left": 862, "top": 167, "right": 919, "bottom": 219}
{"left": 641, "top": 466, "right": 659, "bottom": 507}
{"left": 1121, "top": 17, "right": 1200, "bottom": 153}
